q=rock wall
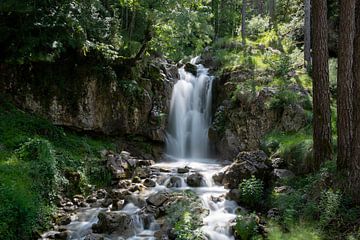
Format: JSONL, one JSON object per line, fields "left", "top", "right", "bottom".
{"left": 0, "top": 58, "right": 178, "bottom": 142}
{"left": 209, "top": 66, "right": 309, "bottom": 161}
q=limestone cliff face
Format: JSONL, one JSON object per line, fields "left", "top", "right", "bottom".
{"left": 0, "top": 58, "right": 178, "bottom": 142}
{"left": 209, "top": 66, "right": 310, "bottom": 161}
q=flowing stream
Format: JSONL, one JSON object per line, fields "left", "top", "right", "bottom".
{"left": 43, "top": 57, "right": 238, "bottom": 240}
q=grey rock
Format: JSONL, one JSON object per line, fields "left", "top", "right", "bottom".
{"left": 186, "top": 173, "right": 206, "bottom": 187}
{"left": 147, "top": 191, "right": 169, "bottom": 207}
{"left": 143, "top": 178, "right": 156, "bottom": 188}
{"left": 166, "top": 176, "right": 183, "bottom": 188}
{"left": 273, "top": 169, "right": 295, "bottom": 180}
{"left": 92, "top": 212, "right": 135, "bottom": 237}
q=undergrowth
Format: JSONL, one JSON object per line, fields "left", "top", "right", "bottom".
{"left": 0, "top": 98, "right": 115, "bottom": 239}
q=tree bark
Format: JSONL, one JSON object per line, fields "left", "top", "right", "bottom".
{"left": 304, "top": 0, "right": 311, "bottom": 71}
{"left": 269, "top": 0, "right": 276, "bottom": 26}
{"left": 241, "top": 0, "right": 247, "bottom": 46}
{"left": 337, "top": 0, "right": 356, "bottom": 170}
{"left": 312, "top": 0, "right": 332, "bottom": 170}
{"left": 349, "top": 0, "right": 360, "bottom": 203}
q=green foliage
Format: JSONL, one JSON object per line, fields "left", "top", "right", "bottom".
{"left": 0, "top": 100, "right": 115, "bottom": 237}
{"left": 267, "top": 223, "right": 323, "bottom": 240}
{"left": 238, "top": 176, "right": 264, "bottom": 208}
{"left": 319, "top": 189, "right": 341, "bottom": 227}
{"left": 0, "top": 153, "right": 53, "bottom": 239}
{"left": 16, "top": 138, "right": 59, "bottom": 199}
{"left": 329, "top": 58, "right": 338, "bottom": 97}
{"left": 166, "top": 191, "right": 204, "bottom": 240}
{"left": 246, "top": 15, "right": 270, "bottom": 39}
{"left": 268, "top": 90, "right": 300, "bottom": 111}
{"left": 234, "top": 213, "right": 260, "bottom": 240}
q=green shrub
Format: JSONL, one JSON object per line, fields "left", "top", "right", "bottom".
{"left": 268, "top": 90, "right": 300, "bottom": 111}
{"left": 166, "top": 191, "right": 204, "bottom": 240}
{"left": 234, "top": 213, "right": 260, "bottom": 240}
{"left": 17, "top": 138, "right": 59, "bottom": 199}
{"left": 267, "top": 223, "right": 322, "bottom": 240}
{"left": 319, "top": 189, "right": 341, "bottom": 227}
{"left": 0, "top": 159, "right": 52, "bottom": 239}
{"left": 238, "top": 176, "right": 264, "bottom": 208}
{"left": 247, "top": 15, "right": 270, "bottom": 39}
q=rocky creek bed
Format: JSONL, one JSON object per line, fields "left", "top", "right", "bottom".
{"left": 40, "top": 149, "right": 287, "bottom": 240}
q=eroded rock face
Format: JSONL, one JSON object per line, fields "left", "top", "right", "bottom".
{"left": 213, "top": 150, "right": 270, "bottom": 189}
{"left": 210, "top": 81, "right": 309, "bottom": 160}
{"left": 0, "top": 59, "right": 177, "bottom": 143}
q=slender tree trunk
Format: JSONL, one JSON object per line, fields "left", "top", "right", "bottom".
{"left": 212, "top": 0, "right": 220, "bottom": 39}
{"left": 304, "top": 0, "right": 311, "bottom": 71}
{"left": 349, "top": 1, "right": 360, "bottom": 203}
{"left": 269, "top": 0, "right": 276, "bottom": 26}
{"left": 312, "top": 0, "right": 332, "bottom": 170}
{"left": 337, "top": 0, "right": 356, "bottom": 170}
{"left": 241, "top": 0, "right": 247, "bottom": 46}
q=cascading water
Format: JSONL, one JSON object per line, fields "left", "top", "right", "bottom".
{"left": 42, "top": 57, "right": 238, "bottom": 240}
{"left": 166, "top": 57, "right": 213, "bottom": 158}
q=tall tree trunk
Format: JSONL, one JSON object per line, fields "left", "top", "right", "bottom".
{"left": 304, "top": 0, "right": 311, "bottom": 71}
{"left": 312, "top": 0, "right": 332, "bottom": 170}
{"left": 349, "top": 1, "right": 360, "bottom": 203}
{"left": 269, "top": 0, "right": 276, "bottom": 26}
{"left": 241, "top": 0, "right": 247, "bottom": 46}
{"left": 212, "top": 0, "right": 220, "bottom": 39}
{"left": 337, "top": 0, "right": 356, "bottom": 170}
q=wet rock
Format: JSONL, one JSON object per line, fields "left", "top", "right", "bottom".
{"left": 109, "top": 189, "right": 131, "bottom": 201}
{"left": 143, "top": 178, "right": 156, "bottom": 187}
{"left": 96, "top": 189, "right": 107, "bottom": 199}
{"left": 226, "top": 189, "right": 241, "bottom": 202}
{"left": 84, "top": 233, "right": 106, "bottom": 240}
{"left": 107, "top": 154, "right": 129, "bottom": 179}
{"left": 147, "top": 191, "right": 170, "bottom": 207}
{"left": 132, "top": 176, "right": 142, "bottom": 183}
{"left": 125, "top": 195, "right": 147, "bottom": 208}
{"left": 186, "top": 173, "right": 206, "bottom": 187}
{"left": 129, "top": 184, "right": 144, "bottom": 192}
{"left": 212, "top": 167, "right": 228, "bottom": 185}
{"left": 101, "top": 198, "right": 113, "bottom": 208}
{"left": 54, "top": 230, "right": 71, "bottom": 240}
{"left": 220, "top": 150, "right": 270, "bottom": 189}
{"left": 177, "top": 166, "right": 190, "bottom": 174}
{"left": 184, "top": 63, "right": 197, "bottom": 76}
{"left": 137, "top": 160, "right": 155, "bottom": 167}
{"left": 166, "top": 176, "right": 183, "bottom": 188}
{"left": 92, "top": 212, "right": 135, "bottom": 237}
{"left": 133, "top": 167, "right": 151, "bottom": 179}
{"left": 55, "top": 215, "right": 71, "bottom": 226}
{"left": 273, "top": 169, "right": 295, "bottom": 180}
{"left": 86, "top": 196, "right": 97, "bottom": 204}
{"left": 112, "top": 199, "right": 125, "bottom": 211}
{"left": 159, "top": 167, "right": 171, "bottom": 173}
{"left": 118, "top": 180, "right": 131, "bottom": 189}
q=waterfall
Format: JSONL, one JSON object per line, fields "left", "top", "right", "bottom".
{"left": 166, "top": 57, "right": 214, "bottom": 159}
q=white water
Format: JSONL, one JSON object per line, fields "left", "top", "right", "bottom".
{"left": 42, "top": 57, "right": 238, "bottom": 240}
{"left": 166, "top": 57, "right": 214, "bottom": 158}
{"left": 163, "top": 57, "right": 238, "bottom": 240}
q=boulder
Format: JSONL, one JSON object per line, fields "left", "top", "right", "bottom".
{"left": 184, "top": 63, "right": 197, "bottom": 76}
{"left": 84, "top": 233, "right": 106, "bottom": 240}
{"left": 147, "top": 191, "right": 170, "bottom": 207}
{"left": 143, "top": 178, "right": 156, "bottom": 188}
{"left": 177, "top": 166, "right": 190, "bottom": 174}
{"left": 216, "top": 150, "right": 270, "bottom": 189}
{"left": 186, "top": 173, "right": 206, "bottom": 187}
{"left": 166, "top": 176, "right": 183, "bottom": 188}
{"left": 92, "top": 212, "right": 135, "bottom": 237}
{"left": 273, "top": 169, "right": 295, "bottom": 180}
{"left": 133, "top": 167, "right": 151, "bottom": 179}
{"left": 281, "top": 104, "right": 307, "bottom": 132}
